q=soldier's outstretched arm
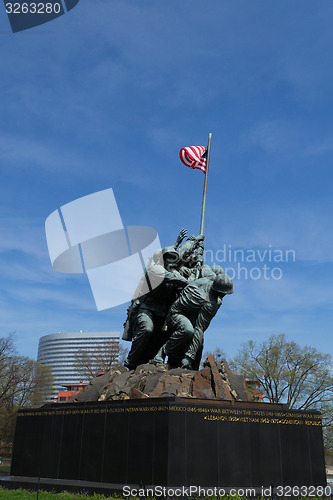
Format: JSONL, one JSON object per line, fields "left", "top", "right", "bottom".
{"left": 174, "top": 228, "right": 188, "bottom": 249}
{"left": 163, "top": 268, "right": 188, "bottom": 288}
{"left": 149, "top": 262, "right": 188, "bottom": 288}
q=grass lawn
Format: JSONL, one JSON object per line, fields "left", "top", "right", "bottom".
{"left": 0, "top": 465, "right": 11, "bottom": 473}
{"left": 0, "top": 490, "right": 112, "bottom": 499}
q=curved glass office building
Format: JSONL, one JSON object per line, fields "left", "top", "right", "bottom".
{"left": 37, "top": 331, "right": 120, "bottom": 401}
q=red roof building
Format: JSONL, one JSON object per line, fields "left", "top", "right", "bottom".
{"left": 245, "top": 380, "right": 265, "bottom": 402}
{"left": 57, "top": 382, "right": 87, "bottom": 403}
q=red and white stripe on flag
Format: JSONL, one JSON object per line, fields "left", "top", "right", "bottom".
{"left": 179, "top": 146, "right": 207, "bottom": 173}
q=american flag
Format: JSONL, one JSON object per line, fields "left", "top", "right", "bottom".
{"left": 179, "top": 146, "right": 207, "bottom": 174}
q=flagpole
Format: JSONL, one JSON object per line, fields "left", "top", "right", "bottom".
{"left": 199, "top": 132, "right": 212, "bottom": 235}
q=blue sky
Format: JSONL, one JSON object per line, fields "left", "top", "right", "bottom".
{"left": 0, "top": 0, "right": 332, "bottom": 362}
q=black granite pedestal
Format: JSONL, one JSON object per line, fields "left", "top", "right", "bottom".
{"left": 9, "top": 397, "right": 326, "bottom": 492}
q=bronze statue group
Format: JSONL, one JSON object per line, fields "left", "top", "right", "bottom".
{"left": 123, "top": 229, "right": 233, "bottom": 371}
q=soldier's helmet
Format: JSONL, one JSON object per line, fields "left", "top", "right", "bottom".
{"left": 162, "top": 246, "right": 180, "bottom": 263}
{"left": 211, "top": 264, "right": 225, "bottom": 275}
{"left": 152, "top": 247, "right": 178, "bottom": 264}
{"left": 212, "top": 274, "right": 234, "bottom": 295}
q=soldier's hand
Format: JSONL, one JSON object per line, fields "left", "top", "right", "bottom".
{"left": 176, "top": 228, "right": 188, "bottom": 246}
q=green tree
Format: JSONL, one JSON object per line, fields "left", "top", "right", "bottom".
{"left": 231, "top": 333, "right": 333, "bottom": 411}
{"left": 231, "top": 333, "right": 333, "bottom": 464}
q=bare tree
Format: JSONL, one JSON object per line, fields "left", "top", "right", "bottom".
{"left": 3, "top": 357, "right": 53, "bottom": 409}
{"left": 0, "top": 333, "right": 53, "bottom": 446}
{"left": 0, "top": 333, "right": 17, "bottom": 403}
{"left": 74, "top": 341, "right": 128, "bottom": 381}
{"left": 201, "top": 347, "right": 227, "bottom": 367}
